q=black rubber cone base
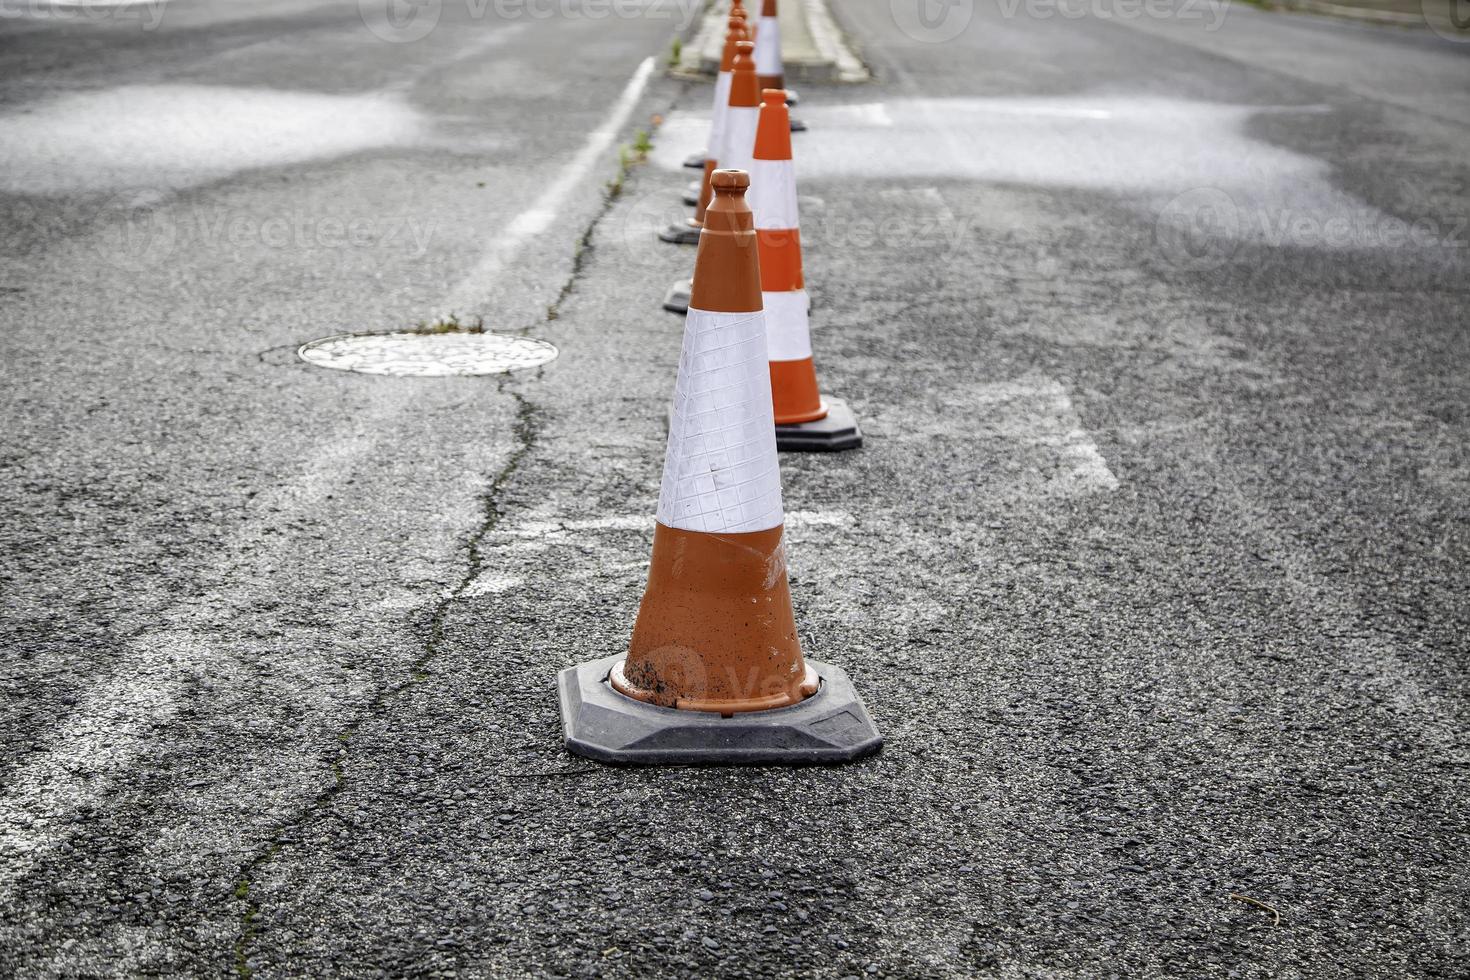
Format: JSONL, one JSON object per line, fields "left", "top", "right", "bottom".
{"left": 683, "top": 151, "right": 708, "bottom": 169}
{"left": 662, "top": 278, "right": 692, "bottom": 314}
{"left": 659, "top": 221, "right": 701, "bottom": 245}
{"left": 777, "top": 396, "right": 862, "bottom": 452}
{"left": 790, "top": 116, "right": 808, "bottom": 133}
{"left": 681, "top": 179, "right": 700, "bottom": 206}
{"left": 559, "top": 655, "right": 882, "bottom": 765}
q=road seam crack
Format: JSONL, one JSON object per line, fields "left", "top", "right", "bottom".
{"left": 228, "top": 84, "right": 680, "bottom": 976}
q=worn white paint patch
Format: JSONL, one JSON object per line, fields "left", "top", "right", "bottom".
{"left": 462, "top": 572, "right": 525, "bottom": 597}
{"left": 0, "top": 634, "right": 204, "bottom": 889}
{"left": 653, "top": 96, "right": 1381, "bottom": 246}
{"left": 879, "top": 374, "right": 1118, "bottom": 496}
{"left": 0, "top": 85, "right": 425, "bottom": 196}
{"left": 505, "top": 516, "right": 646, "bottom": 541}
{"left": 0, "top": 393, "right": 410, "bottom": 905}
{"left": 876, "top": 185, "right": 956, "bottom": 223}
{"left": 786, "top": 510, "right": 851, "bottom": 528}
{"left": 374, "top": 590, "right": 424, "bottom": 611}
{"left": 976, "top": 376, "right": 1118, "bottom": 493}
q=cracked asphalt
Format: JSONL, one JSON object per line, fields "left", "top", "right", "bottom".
{"left": 2, "top": 0, "right": 1469, "bottom": 977}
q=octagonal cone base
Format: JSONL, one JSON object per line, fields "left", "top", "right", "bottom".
{"left": 682, "top": 179, "right": 702, "bottom": 206}
{"left": 683, "top": 151, "right": 708, "bottom": 169}
{"left": 659, "top": 221, "right": 702, "bottom": 245}
{"left": 559, "top": 655, "right": 882, "bottom": 765}
{"left": 662, "top": 278, "right": 693, "bottom": 314}
{"left": 776, "top": 396, "right": 862, "bottom": 453}
{"left": 790, "top": 116, "right": 808, "bottom": 132}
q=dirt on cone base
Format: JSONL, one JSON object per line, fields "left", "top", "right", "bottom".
{"left": 616, "top": 523, "right": 818, "bottom": 714}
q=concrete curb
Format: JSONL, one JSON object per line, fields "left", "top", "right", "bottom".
{"left": 1271, "top": 0, "right": 1448, "bottom": 29}
{"left": 800, "top": 0, "right": 869, "bottom": 83}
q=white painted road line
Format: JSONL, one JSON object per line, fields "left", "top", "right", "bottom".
{"left": 440, "top": 56, "right": 657, "bottom": 316}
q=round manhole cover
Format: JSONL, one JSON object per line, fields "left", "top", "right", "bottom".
{"left": 297, "top": 332, "right": 558, "bottom": 377}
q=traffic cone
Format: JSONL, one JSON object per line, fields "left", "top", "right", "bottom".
{"left": 753, "top": 0, "right": 807, "bottom": 132}
{"left": 662, "top": 38, "right": 761, "bottom": 307}
{"left": 683, "top": 0, "right": 747, "bottom": 168}
{"left": 560, "top": 169, "right": 882, "bottom": 765}
{"left": 661, "top": 11, "right": 748, "bottom": 244}
{"left": 751, "top": 89, "right": 859, "bottom": 451}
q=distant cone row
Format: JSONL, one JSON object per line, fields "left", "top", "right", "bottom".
{"left": 667, "top": 1, "right": 842, "bottom": 437}
{"left": 558, "top": 1, "right": 879, "bottom": 767}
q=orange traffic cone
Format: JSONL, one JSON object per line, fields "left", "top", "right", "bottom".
{"left": 753, "top": 0, "right": 807, "bottom": 132}
{"left": 751, "top": 88, "right": 861, "bottom": 452}
{"left": 683, "top": 0, "right": 747, "bottom": 169}
{"left": 662, "top": 12, "right": 748, "bottom": 244}
{"left": 560, "top": 170, "right": 881, "bottom": 765}
{"left": 662, "top": 39, "right": 761, "bottom": 306}
{"left": 754, "top": 0, "right": 781, "bottom": 90}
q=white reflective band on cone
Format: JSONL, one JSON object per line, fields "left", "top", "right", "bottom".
{"left": 721, "top": 106, "right": 760, "bottom": 176}
{"left": 749, "top": 159, "right": 798, "bottom": 230}
{"left": 707, "top": 72, "right": 733, "bottom": 162}
{"left": 762, "top": 290, "right": 812, "bottom": 361}
{"left": 754, "top": 16, "right": 781, "bottom": 76}
{"left": 658, "top": 308, "right": 784, "bottom": 533}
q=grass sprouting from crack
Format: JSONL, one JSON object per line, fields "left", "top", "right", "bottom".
{"left": 411, "top": 313, "right": 485, "bottom": 335}
{"left": 230, "top": 392, "right": 540, "bottom": 978}
{"left": 552, "top": 111, "right": 667, "bottom": 321}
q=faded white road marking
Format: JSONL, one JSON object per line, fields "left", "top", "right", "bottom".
{"left": 0, "top": 635, "right": 204, "bottom": 889}
{"left": 0, "top": 87, "right": 425, "bottom": 197}
{"left": 441, "top": 56, "right": 657, "bottom": 314}
{"left": 876, "top": 373, "right": 1118, "bottom": 496}
{"left": 876, "top": 185, "right": 956, "bottom": 223}
{"left": 974, "top": 377, "right": 1119, "bottom": 493}
{"left": 0, "top": 394, "right": 406, "bottom": 901}
{"left": 0, "top": 49, "right": 661, "bottom": 894}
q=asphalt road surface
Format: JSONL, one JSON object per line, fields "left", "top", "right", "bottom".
{"left": 2, "top": 0, "right": 1468, "bottom": 976}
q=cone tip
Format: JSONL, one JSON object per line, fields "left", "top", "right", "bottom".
{"left": 711, "top": 169, "right": 750, "bottom": 192}
{"left": 762, "top": 88, "right": 788, "bottom": 106}
{"left": 736, "top": 39, "right": 754, "bottom": 54}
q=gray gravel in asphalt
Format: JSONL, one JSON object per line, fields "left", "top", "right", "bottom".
{"left": 3, "top": 0, "right": 1469, "bottom": 977}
